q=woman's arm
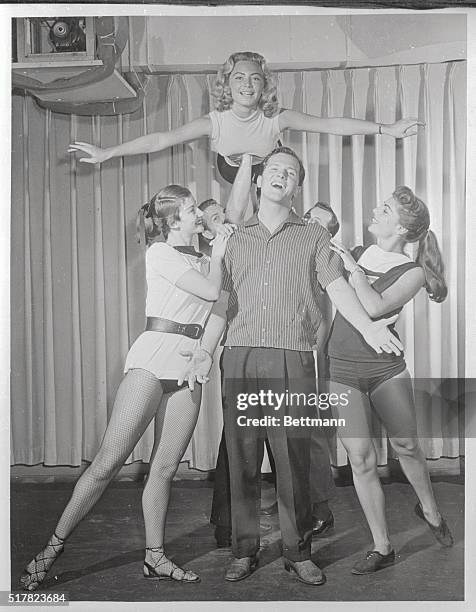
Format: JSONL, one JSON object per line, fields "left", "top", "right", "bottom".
{"left": 175, "top": 259, "right": 222, "bottom": 302}
{"left": 278, "top": 109, "right": 423, "bottom": 139}
{"left": 330, "top": 241, "right": 425, "bottom": 317}
{"left": 175, "top": 228, "right": 232, "bottom": 301}
{"left": 314, "top": 290, "right": 333, "bottom": 352}
{"left": 177, "top": 290, "right": 229, "bottom": 389}
{"left": 326, "top": 277, "right": 402, "bottom": 355}
{"left": 200, "top": 290, "right": 229, "bottom": 356}
{"left": 350, "top": 266, "right": 425, "bottom": 318}
{"left": 68, "top": 116, "right": 212, "bottom": 164}
{"left": 225, "top": 154, "right": 252, "bottom": 224}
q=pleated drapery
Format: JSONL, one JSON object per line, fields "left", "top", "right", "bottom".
{"left": 11, "top": 62, "right": 466, "bottom": 469}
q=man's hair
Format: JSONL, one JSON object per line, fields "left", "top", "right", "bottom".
{"left": 260, "top": 146, "right": 305, "bottom": 186}
{"left": 199, "top": 198, "right": 224, "bottom": 212}
{"left": 303, "top": 201, "right": 340, "bottom": 237}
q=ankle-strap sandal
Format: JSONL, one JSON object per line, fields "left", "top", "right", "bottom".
{"left": 143, "top": 547, "right": 200, "bottom": 583}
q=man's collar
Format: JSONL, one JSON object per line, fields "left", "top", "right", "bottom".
{"left": 244, "top": 210, "right": 305, "bottom": 227}
{"left": 286, "top": 210, "right": 306, "bottom": 225}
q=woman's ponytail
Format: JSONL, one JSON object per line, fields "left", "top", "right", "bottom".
{"left": 416, "top": 229, "right": 447, "bottom": 303}
{"left": 393, "top": 186, "right": 447, "bottom": 303}
{"left": 136, "top": 198, "right": 162, "bottom": 246}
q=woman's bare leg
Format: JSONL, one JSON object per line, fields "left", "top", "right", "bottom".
{"left": 370, "top": 370, "right": 440, "bottom": 525}
{"left": 331, "top": 381, "right": 392, "bottom": 555}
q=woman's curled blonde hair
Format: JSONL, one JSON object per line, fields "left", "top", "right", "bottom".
{"left": 212, "top": 51, "right": 279, "bottom": 118}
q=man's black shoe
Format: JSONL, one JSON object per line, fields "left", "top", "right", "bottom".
{"left": 284, "top": 558, "right": 326, "bottom": 585}
{"left": 260, "top": 501, "right": 278, "bottom": 516}
{"left": 225, "top": 555, "right": 258, "bottom": 581}
{"left": 312, "top": 512, "right": 334, "bottom": 536}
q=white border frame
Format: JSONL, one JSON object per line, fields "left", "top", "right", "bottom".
{"left": 1, "top": 4, "right": 474, "bottom": 612}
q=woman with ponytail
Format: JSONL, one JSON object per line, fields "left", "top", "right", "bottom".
{"left": 20, "top": 185, "right": 233, "bottom": 591}
{"left": 327, "top": 186, "right": 453, "bottom": 575}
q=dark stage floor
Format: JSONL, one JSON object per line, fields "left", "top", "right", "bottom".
{"left": 11, "top": 475, "right": 464, "bottom": 602}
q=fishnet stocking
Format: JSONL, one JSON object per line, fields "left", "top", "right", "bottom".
{"left": 55, "top": 368, "right": 163, "bottom": 539}
{"left": 20, "top": 533, "right": 64, "bottom": 591}
{"left": 21, "top": 370, "right": 202, "bottom": 590}
{"left": 142, "top": 386, "right": 201, "bottom": 547}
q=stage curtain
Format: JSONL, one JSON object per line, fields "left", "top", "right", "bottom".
{"left": 11, "top": 61, "right": 466, "bottom": 469}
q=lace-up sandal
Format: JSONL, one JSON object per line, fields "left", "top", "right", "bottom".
{"left": 143, "top": 547, "right": 200, "bottom": 583}
{"left": 20, "top": 533, "right": 65, "bottom": 591}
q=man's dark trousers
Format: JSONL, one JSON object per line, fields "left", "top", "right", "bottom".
{"left": 222, "top": 346, "right": 316, "bottom": 562}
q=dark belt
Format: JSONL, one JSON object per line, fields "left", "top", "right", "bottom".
{"left": 145, "top": 316, "right": 204, "bottom": 340}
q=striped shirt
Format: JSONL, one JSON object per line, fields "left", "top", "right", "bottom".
{"left": 222, "top": 211, "right": 343, "bottom": 351}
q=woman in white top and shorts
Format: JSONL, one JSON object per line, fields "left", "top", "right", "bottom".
{"left": 21, "top": 185, "right": 233, "bottom": 590}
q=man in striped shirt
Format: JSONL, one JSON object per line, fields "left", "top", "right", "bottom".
{"left": 186, "top": 146, "right": 402, "bottom": 586}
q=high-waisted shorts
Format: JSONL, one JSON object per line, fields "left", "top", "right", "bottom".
{"left": 328, "top": 357, "right": 406, "bottom": 395}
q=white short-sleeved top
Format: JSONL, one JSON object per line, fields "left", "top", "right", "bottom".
{"left": 209, "top": 109, "right": 281, "bottom": 160}
{"left": 124, "top": 242, "right": 213, "bottom": 380}
{"left": 349, "top": 245, "right": 410, "bottom": 287}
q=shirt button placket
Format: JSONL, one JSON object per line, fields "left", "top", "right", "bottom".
{"left": 261, "top": 243, "right": 271, "bottom": 346}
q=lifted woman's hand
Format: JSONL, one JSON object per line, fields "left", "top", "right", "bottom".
{"left": 330, "top": 239, "right": 358, "bottom": 272}
{"left": 382, "top": 118, "right": 425, "bottom": 139}
{"left": 210, "top": 223, "right": 235, "bottom": 258}
{"left": 68, "top": 142, "right": 111, "bottom": 164}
